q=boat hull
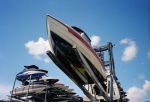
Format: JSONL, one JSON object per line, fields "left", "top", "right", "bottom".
{"left": 47, "top": 15, "right": 106, "bottom": 85}
{"left": 13, "top": 84, "right": 46, "bottom": 95}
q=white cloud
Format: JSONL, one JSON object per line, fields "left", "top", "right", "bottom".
{"left": 90, "top": 35, "right": 100, "bottom": 46}
{"left": 44, "top": 58, "right": 51, "bottom": 63}
{"left": 0, "top": 82, "right": 12, "bottom": 98}
{"left": 120, "top": 38, "right": 130, "bottom": 44}
{"left": 147, "top": 49, "right": 150, "bottom": 59}
{"left": 138, "top": 74, "right": 145, "bottom": 80}
{"left": 127, "top": 86, "right": 146, "bottom": 102}
{"left": 120, "top": 38, "right": 138, "bottom": 62}
{"left": 143, "top": 80, "right": 150, "bottom": 92}
{"left": 127, "top": 80, "right": 150, "bottom": 102}
{"left": 25, "top": 37, "right": 51, "bottom": 63}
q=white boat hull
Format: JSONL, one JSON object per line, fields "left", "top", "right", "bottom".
{"left": 13, "top": 84, "right": 46, "bottom": 95}
{"left": 47, "top": 15, "right": 106, "bottom": 80}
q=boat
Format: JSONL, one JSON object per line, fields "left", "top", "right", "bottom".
{"left": 13, "top": 83, "right": 47, "bottom": 95}
{"left": 46, "top": 15, "right": 106, "bottom": 85}
{"left": 32, "top": 76, "right": 59, "bottom": 85}
{"left": 65, "top": 88, "right": 74, "bottom": 93}
{"left": 53, "top": 83, "right": 69, "bottom": 90}
{"left": 13, "top": 77, "right": 59, "bottom": 96}
{"left": 16, "top": 65, "right": 48, "bottom": 81}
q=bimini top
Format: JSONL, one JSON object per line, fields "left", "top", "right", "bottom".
{"left": 21, "top": 65, "right": 48, "bottom": 73}
{"left": 24, "top": 65, "right": 39, "bottom": 69}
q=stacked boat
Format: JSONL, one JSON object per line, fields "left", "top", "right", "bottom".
{"left": 46, "top": 15, "right": 129, "bottom": 102}
{"left": 10, "top": 65, "right": 83, "bottom": 102}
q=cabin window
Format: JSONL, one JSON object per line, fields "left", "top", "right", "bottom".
{"left": 81, "top": 33, "right": 91, "bottom": 45}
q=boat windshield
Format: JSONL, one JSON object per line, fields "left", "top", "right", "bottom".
{"left": 71, "top": 26, "right": 91, "bottom": 45}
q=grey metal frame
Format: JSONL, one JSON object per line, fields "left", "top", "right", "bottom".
{"left": 46, "top": 50, "right": 97, "bottom": 102}
{"left": 46, "top": 42, "right": 116, "bottom": 102}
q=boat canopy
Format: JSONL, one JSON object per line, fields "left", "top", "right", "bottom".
{"left": 24, "top": 65, "right": 39, "bottom": 69}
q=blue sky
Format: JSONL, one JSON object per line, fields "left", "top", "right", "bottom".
{"left": 0, "top": 0, "right": 150, "bottom": 101}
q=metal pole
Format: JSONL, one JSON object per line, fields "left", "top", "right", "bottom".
{"left": 73, "top": 46, "right": 110, "bottom": 101}
{"left": 45, "top": 88, "right": 48, "bottom": 102}
{"left": 26, "top": 74, "right": 32, "bottom": 102}
{"left": 46, "top": 50, "right": 97, "bottom": 102}
{"left": 10, "top": 76, "right": 17, "bottom": 102}
{"left": 108, "top": 42, "right": 114, "bottom": 101}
